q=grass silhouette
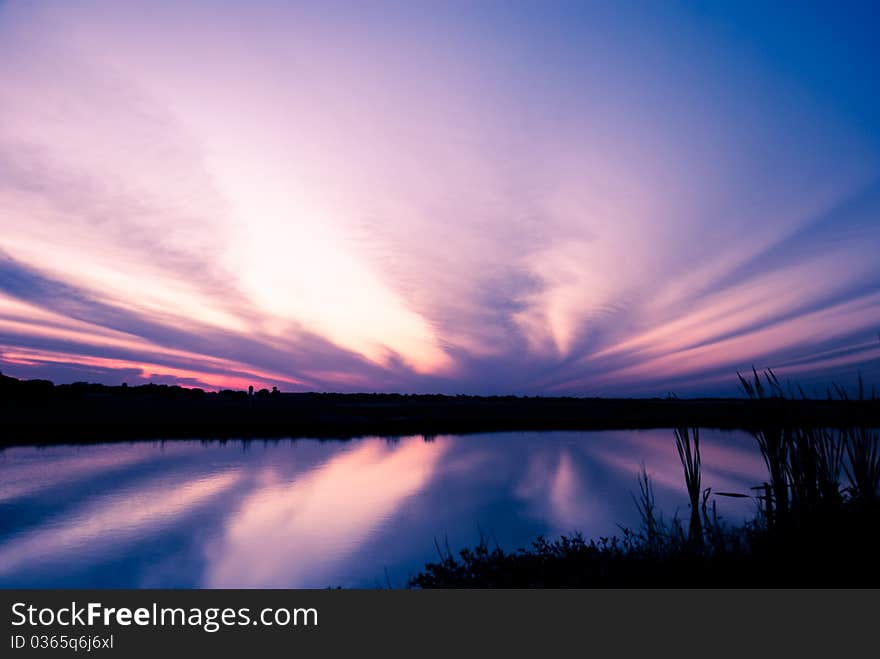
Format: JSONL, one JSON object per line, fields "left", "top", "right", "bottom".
{"left": 410, "top": 370, "right": 880, "bottom": 587}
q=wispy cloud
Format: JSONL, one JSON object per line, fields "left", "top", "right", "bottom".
{"left": 1, "top": 1, "right": 879, "bottom": 394}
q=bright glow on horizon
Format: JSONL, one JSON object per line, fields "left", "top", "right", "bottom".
{"left": 1, "top": 1, "right": 879, "bottom": 395}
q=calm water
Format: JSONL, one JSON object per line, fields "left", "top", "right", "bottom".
{"left": 0, "top": 430, "right": 768, "bottom": 588}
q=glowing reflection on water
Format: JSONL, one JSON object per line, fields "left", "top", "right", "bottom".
{"left": 0, "top": 430, "right": 766, "bottom": 587}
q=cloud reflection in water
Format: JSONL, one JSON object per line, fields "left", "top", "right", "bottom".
{"left": 0, "top": 431, "right": 766, "bottom": 587}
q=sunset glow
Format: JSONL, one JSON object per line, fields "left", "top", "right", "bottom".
{"left": 2, "top": 1, "right": 878, "bottom": 395}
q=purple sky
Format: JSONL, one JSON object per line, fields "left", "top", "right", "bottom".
{"left": 1, "top": 1, "right": 879, "bottom": 395}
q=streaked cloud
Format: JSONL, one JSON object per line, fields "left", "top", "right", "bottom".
{"left": 1, "top": 1, "right": 879, "bottom": 394}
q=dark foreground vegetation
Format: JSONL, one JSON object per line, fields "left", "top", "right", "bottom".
{"left": 2, "top": 371, "right": 880, "bottom": 445}
{"left": 411, "top": 371, "right": 880, "bottom": 587}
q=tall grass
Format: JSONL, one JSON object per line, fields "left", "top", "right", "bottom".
{"left": 673, "top": 426, "right": 703, "bottom": 548}
{"left": 411, "top": 370, "right": 880, "bottom": 587}
{"left": 733, "top": 368, "right": 880, "bottom": 525}
{"left": 631, "top": 464, "right": 660, "bottom": 549}
{"left": 844, "top": 427, "right": 880, "bottom": 504}
{"left": 657, "top": 370, "right": 876, "bottom": 553}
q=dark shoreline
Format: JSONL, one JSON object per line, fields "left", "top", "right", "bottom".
{"left": 2, "top": 374, "right": 879, "bottom": 445}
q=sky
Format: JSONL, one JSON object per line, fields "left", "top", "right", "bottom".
{"left": 1, "top": 0, "right": 879, "bottom": 396}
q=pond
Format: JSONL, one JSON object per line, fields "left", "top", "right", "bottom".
{"left": 0, "top": 429, "right": 767, "bottom": 588}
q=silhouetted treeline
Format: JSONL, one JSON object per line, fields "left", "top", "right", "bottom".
{"left": 1, "top": 373, "right": 879, "bottom": 445}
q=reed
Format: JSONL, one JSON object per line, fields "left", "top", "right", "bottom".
{"left": 411, "top": 370, "right": 880, "bottom": 587}
{"left": 631, "top": 463, "right": 660, "bottom": 550}
{"left": 843, "top": 427, "right": 880, "bottom": 504}
{"left": 673, "top": 426, "right": 703, "bottom": 548}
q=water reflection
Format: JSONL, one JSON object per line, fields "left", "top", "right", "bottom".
{"left": 205, "top": 440, "right": 447, "bottom": 588}
{"left": 0, "top": 430, "right": 766, "bottom": 588}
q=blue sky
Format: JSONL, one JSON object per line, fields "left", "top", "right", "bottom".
{"left": 1, "top": 0, "right": 878, "bottom": 395}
